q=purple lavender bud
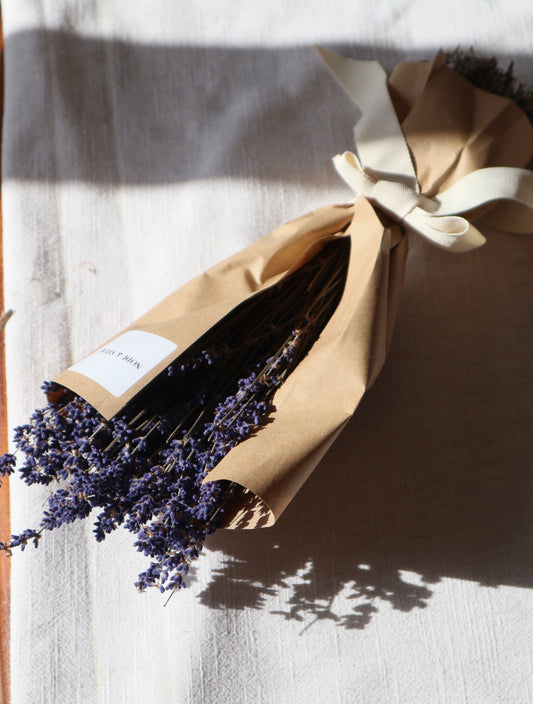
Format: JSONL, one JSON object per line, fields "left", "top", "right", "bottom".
{"left": 1, "top": 238, "right": 349, "bottom": 593}
{"left": 0, "top": 454, "right": 16, "bottom": 476}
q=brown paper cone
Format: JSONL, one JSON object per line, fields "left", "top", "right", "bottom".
{"left": 54, "top": 53, "right": 533, "bottom": 529}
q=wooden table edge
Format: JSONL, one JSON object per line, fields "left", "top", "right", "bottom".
{"left": 0, "top": 9, "right": 10, "bottom": 704}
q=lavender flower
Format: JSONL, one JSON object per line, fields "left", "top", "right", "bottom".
{"left": 1, "top": 238, "right": 349, "bottom": 594}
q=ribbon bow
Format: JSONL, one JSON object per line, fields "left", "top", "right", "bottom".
{"left": 318, "top": 47, "right": 533, "bottom": 252}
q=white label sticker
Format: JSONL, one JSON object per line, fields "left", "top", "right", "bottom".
{"left": 68, "top": 330, "right": 177, "bottom": 397}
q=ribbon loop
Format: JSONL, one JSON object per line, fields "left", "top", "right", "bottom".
{"left": 319, "top": 48, "right": 533, "bottom": 252}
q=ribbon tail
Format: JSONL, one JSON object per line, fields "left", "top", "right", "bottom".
{"left": 317, "top": 46, "right": 419, "bottom": 189}
{"left": 405, "top": 210, "right": 486, "bottom": 252}
{"left": 433, "top": 167, "right": 533, "bottom": 234}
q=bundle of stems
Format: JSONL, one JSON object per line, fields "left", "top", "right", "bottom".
{"left": 446, "top": 48, "right": 533, "bottom": 123}
{"left": 0, "top": 236, "right": 350, "bottom": 593}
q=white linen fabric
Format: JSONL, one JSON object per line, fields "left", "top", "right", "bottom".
{"left": 3, "top": 1, "right": 533, "bottom": 703}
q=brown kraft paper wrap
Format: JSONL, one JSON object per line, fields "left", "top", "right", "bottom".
{"left": 54, "top": 53, "right": 533, "bottom": 528}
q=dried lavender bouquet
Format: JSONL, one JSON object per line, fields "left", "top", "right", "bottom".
{"left": 0, "top": 238, "right": 349, "bottom": 593}
{"left": 2, "top": 48, "right": 533, "bottom": 598}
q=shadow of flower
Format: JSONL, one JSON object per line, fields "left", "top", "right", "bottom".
{"left": 194, "top": 229, "right": 533, "bottom": 629}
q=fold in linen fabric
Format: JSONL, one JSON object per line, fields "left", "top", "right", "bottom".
{"left": 3, "top": 2, "right": 533, "bottom": 703}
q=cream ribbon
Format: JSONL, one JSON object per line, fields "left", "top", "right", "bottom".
{"left": 317, "top": 46, "right": 533, "bottom": 252}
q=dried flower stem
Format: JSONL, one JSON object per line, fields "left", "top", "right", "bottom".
{"left": 447, "top": 48, "right": 533, "bottom": 124}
